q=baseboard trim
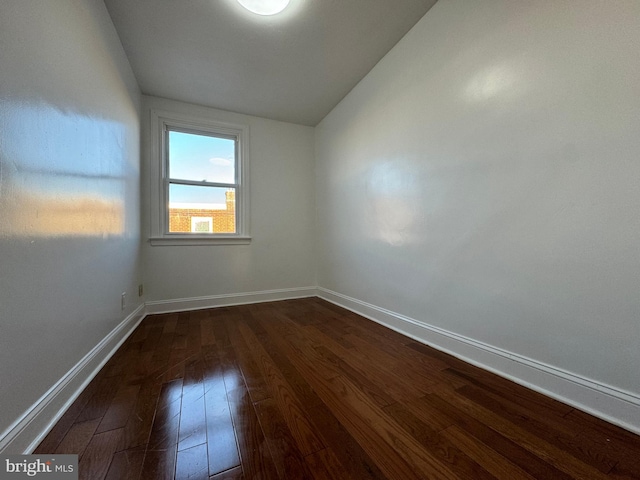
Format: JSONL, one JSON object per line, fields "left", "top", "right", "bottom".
{"left": 317, "top": 287, "right": 640, "bottom": 436}
{"left": 145, "top": 286, "right": 318, "bottom": 314}
{"left": 1, "top": 287, "right": 317, "bottom": 454}
{"left": 6, "top": 286, "right": 637, "bottom": 454}
{"left": 0, "top": 304, "right": 147, "bottom": 454}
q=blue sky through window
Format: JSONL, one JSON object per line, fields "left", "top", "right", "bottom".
{"left": 169, "top": 130, "right": 235, "bottom": 205}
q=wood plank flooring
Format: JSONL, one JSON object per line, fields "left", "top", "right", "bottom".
{"left": 35, "top": 298, "right": 640, "bottom": 479}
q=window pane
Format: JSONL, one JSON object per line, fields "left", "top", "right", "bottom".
{"left": 168, "top": 130, "right": 235, "bottom": 183}
{"left": 168, "top": 184, "right": 236, "bottom": 233}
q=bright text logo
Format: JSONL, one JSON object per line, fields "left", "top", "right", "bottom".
{"left": 0, "top": 455, "right": 77, "bottom": 480}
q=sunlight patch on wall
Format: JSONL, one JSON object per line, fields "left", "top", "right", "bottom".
{"left": 4, "top": 190, "right": 124, "bottom": 238}
{"left": 464, "top": 63, "right": 521, "bottom": 103}
{"left": 364, "top": 161, "right": 423, "bottom": 246}
{"left": 0, "top": 101, "right": 131, "bottom": 238}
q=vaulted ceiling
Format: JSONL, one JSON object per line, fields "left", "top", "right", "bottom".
{"left": 104, "top": 0, "right": 438, "bottom": 126}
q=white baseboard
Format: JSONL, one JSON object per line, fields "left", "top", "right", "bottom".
{"left": 317, "top": 287, "right": 640, "bottom": 436}
{"left": 145, "top": 286, "right": 318, "bottom": 314}
{"left": 6, "top": 286, "right": 637, "bottom": 455}
{"left": 0, "top": 304, "right": 147, "bottom": 454}
{"left": 1, "top": 287, "right": 316, "bottom": 454}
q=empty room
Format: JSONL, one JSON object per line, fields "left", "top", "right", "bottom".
{"left": 1, "top": 0, "right": 639, "bottom": 478}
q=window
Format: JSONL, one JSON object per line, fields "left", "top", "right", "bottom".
{"left": 149, "top": 110, "right": 250, "bottom": 245}
{"left": 191, "top": 216, "right": 214, "bottom": 233}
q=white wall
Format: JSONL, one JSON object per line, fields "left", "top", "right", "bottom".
{"left": 2, "top": 0, "right": 638, "bottom": 450}
{"left": 142, "top": 96, "right": 316, "bottom": 304}
{"left": 0, "top": 0, "right": 141, "bottom": 449}
{"left": 316, "top": 0, "right": 640, "bottom": 431}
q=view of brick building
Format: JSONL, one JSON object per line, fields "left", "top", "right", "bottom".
{"left": 169, "top": 189, "right": 236, "bottom": 233}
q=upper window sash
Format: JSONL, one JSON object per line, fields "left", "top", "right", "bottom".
{"left": 165, "top": 125, "right": 239, "bottom": 184}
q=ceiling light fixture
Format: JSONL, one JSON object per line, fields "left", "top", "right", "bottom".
{"left": 237, "top": 0, "right": 290, "bottom": 16}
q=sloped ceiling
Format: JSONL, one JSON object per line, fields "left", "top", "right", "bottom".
{"left": 104, "top": 0, "right": 437, "bottom": 125}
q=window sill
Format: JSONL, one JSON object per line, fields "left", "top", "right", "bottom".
{"left": 149, "top": 235, "right": 252, "bottom": 246}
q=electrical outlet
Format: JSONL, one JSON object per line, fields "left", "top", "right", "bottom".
{"left": 121, "top": 292, "right": 126, "bottom": 310}
{"left": 138, "top": 284, "right": 144, "bottom": 297}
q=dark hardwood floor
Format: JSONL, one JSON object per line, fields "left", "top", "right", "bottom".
{"left": 35, "top": 298, "right": 640, "bottom": 479}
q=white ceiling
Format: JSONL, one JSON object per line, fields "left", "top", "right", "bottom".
{"left": 104, "top": 0, "right": 438, "bottom": 126}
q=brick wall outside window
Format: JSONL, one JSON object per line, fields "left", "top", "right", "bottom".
{"left": 169, "top": 190, "right": 236, "bottom": 233}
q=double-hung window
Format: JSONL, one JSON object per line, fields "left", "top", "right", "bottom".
{"left": 149, "top": 110, "right": 250, "bottom": 245}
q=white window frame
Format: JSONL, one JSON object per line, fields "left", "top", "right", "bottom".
{"left": 149, "top": 109, "right": 251, "bottom": 245}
